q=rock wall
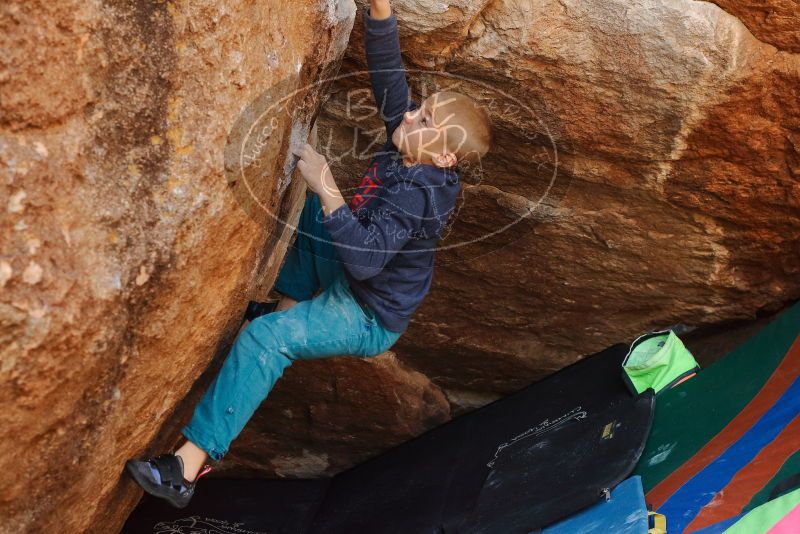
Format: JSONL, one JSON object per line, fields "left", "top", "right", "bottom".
{"left": 228, "top": 0, "right": 799, "bottom": 477}
{"left": 370, "top": 0, "right": 800, "bottom": 399}
{"left": 0, "top": 0, "right": 355, "bottom": 532}
{"left": 2, "top": 0, "right": 799, "bottom": 531}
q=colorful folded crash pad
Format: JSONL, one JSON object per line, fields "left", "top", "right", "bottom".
{"left": 634, "top": 301, "right": 800, "bottom": 533}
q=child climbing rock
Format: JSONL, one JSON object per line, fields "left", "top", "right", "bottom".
{"left": 125, "top": 0, "right": 492, "bottom": 508}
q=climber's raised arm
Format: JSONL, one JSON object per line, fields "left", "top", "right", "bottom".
{"left": 365, "top": 0, "right": 418, "bottom": 141}
{"left": 369, "top": 0, "right": 391, "bottom": 19}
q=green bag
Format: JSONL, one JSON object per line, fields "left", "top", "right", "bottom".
{"left": 622, "top": 330, "right": 699, "bottom": 396}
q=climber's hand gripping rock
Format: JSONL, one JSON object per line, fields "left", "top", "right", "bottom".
{"left": 293, "top": 143, "right": 337, "bottom": 198}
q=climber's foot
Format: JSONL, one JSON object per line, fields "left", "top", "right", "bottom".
{"left": 125, "top": 453, "right": 211, "bottom": 509}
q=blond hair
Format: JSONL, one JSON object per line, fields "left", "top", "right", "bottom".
{"left": 432, "top": 91, "right": 493, "bottom": 164}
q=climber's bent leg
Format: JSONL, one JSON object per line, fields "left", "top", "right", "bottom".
{"left": 273, "top": 192, "right": 344, "bottom": 301}
{"left": 182, "top": 269, "right": 402, "bottom": 461}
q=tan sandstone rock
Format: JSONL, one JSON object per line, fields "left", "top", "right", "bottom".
{"left": 0, "top": 0, "right": 355, "bottom": 532}
{"left": 711, "top": 0, "right": 800, "bottom": 53}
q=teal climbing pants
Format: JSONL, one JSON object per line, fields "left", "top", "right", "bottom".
{"left": 182, "top": 193, "right": 403, "bottom": 460}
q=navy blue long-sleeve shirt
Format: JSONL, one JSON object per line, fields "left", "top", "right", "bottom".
{"left": 321, "top": 8, "right": 461, "bottom": 333}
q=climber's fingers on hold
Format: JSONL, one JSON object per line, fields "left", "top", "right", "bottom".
{"left": 291, "top": 144, "right": 307, "bottom": 159}
{"left": 292, "top": 143, "right": 317, "bottom": 160}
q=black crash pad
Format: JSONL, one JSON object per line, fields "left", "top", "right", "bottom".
{"left": 460, "top": 392, "right": 654, "bottom": 533}
{"left": 124, "top": 343, "right": 654, "bottom": 534}
{"left": 122, "top": 478, "right": 330, "bottom": 534}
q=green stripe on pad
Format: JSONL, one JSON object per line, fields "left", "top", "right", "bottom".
{"left": 723, "top": 487, "right": 800, "bottom": 533}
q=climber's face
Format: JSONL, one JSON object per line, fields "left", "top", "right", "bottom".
{"left": 392, "top": 92, "right": 458, "bottom": 168}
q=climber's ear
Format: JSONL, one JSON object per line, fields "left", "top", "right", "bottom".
{"left": 432, "top": 152, "right": 457, "bottom": 168}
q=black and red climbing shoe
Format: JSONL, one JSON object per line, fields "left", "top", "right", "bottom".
{"left": 125, "top": 453, "right": 212, "bottom": 509}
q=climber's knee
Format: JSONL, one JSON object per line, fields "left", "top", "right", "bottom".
{"left": 236, "top": 316, "right": 293, "bottom": 369}
{"left": 239, "top": 314, "right": 279, "bottom": 347}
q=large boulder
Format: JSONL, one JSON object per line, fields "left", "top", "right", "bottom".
{"left": 0, "top": 0, "right": 355, "bottom": 531}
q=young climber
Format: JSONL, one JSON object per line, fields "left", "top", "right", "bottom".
{"left": 125, "top": 0, "right": 492, "bottom": 508}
